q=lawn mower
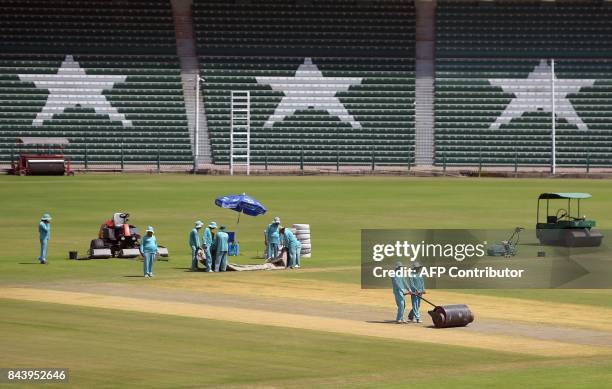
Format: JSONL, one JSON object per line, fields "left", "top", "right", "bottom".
{"left": 89, "top": 213, "right": 169, "bottom": 259}
{"left": 487, "top": 227, "right": 524, "bottom": 257}
{"left": 536, "top": 193, "right": 603, "bottom": 247}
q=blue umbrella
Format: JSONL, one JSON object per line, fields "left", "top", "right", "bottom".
{"left": 215, "top": 193, "right": 267, "bottom": 224}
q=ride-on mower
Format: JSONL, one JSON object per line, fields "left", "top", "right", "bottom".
{"left": 89, "top": 213, "right": 169, "bottom": 259}
{"left": 536, "top": 193, "right": 603, "bottom": 247}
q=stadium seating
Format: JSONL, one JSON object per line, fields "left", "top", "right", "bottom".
{"left": 435, "top": 1, "right": 612, "bottom": 167}
{"left": 193, "top": 0, "right": 416, "bottom": 165}
{"left": 0, "top": 0, "right": 192, "bottom": 164}
{"left": 0, "top": 0, "right": 176, "bottom": 54}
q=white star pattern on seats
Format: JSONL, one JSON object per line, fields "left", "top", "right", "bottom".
{"left": 488, "top": 60, "right": 595, "bottom": 130}
{"left": 18, "top": 55, "right": 132, "bottom": 127}
{"left": 256, "top": 57, "right": 363, "bottom": 129}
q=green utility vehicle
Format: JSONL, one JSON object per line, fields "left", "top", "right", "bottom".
{"left": 536, "top": 193, "right": 603, "bottom": 247}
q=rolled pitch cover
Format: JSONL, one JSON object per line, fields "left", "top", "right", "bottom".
{"left": 428, "top": 304, "right": 474, "bottom": 328}
{"left": 293, "top": 223, "right": 311, "bottom": 257}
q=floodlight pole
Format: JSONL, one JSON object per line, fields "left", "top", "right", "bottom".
{"left": 551, "top": 59, "right": 556, "bottom": 175}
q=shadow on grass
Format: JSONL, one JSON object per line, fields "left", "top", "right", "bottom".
{"left": 366, "top": 320, "right": 436, "bottom": 329}
{"left": 172, "top": 267, "right": 204, "bottom": 272}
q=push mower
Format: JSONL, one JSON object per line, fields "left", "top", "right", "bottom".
{"left": 487, "top": 227, "right": 524, "bottom": 257}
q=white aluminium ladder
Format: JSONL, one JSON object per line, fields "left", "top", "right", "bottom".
{"left": 230, "top": 91, "right": 250, "bottom": 175}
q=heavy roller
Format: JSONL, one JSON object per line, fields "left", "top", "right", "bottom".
{"left": 414, "top": 295, "right": 475, "bottom": 328}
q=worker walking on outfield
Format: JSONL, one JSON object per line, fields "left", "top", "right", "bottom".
{"left": 203, "top": 221, "right": 216, "bottom": 272}
{"left": 407, "top": 261, "right": 426, "bottom": 323}
{"left": 266, "top": 217, "right": 281, "bottom": 260}
{"left": 140, "top": 226, "right": 158, "bottom": 278}
{"left": 281, "top": 227, "right": 301, "bottom": 269}
{"left": 38, "top": 213, "right": 52, "bottom": 264}
{"left": 391, "top": 262, "right": 410, "bottom": 323}
{"left": 189, "top": 221, "right": 203, "bottom": 271}
{"left": 213, "top": 225, "right": 229, "bottom": 272}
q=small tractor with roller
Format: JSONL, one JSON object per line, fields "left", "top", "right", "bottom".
{"left": 89, "top": 213, "right": 169, "bottom": 258}
{"left": 536, "top": 193, "right": 603, "bottom": 247}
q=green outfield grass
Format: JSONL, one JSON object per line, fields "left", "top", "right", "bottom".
{"left": 1, "top": 174, "right": 611, "bottom": 294}
{"left": 2, "top": 174, "right": 612, "bottom": 388}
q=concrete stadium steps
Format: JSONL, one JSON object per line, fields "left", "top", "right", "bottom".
{"left": 171, "top": 0, "right": 211, "bottom": 165}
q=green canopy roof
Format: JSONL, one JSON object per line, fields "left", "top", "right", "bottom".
{"left": 538, "top": 192, "right": 592, "bottom": 200}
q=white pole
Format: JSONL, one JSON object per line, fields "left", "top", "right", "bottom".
{"left": 247, "top": 91, "right": 250, "bottom": 176}
{"left": 551, "top": 59, "right": 556, "bottom": 175}
{"left": 230, "top": 91, "right": 234, "bottom": 176}
{"left": 195, "top": 75, "right": 200, "bottom": 165}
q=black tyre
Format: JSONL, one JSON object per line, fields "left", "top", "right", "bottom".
{"left": 91, "top": 238, "right": 106, "bottom": 250}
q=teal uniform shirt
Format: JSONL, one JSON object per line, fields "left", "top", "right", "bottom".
{"left": 282, "top": 229, "right": 301, "bottom": 250}
{"left": 204, "top": 228, "right": 214, "bottom": 246}
{"left": 407, "top": 270, "right": 425, "bottom": 321}
{"left": 140, "top": 235, "right": 158, "bottom": 253}
{"left": 391, "top": 271, "right": 410, "bottom": 322}
{"left": 189, "top": 228, "right": 200, "bottom": 248}
{"left": 408, "top": 273, "right": 425, "bottom": 294}
{"left": 266, "top": 223, "right": 280, "bottom": 244}
{"left": 39, "top": 221, "right": 51, "bottom": 241}
{"left": 214, "top": 231, "right": 229, "bottom": 252}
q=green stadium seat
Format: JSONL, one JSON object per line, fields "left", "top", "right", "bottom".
{"left": 435, "top": 1, "right": 612, "bottom": 167}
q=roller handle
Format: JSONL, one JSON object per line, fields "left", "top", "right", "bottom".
{"left": 406, "top": 292, "right": 437, "bottom": 308}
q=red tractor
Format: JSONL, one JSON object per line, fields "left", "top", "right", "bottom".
{"left": 89, "top": 213, "right": 170, "bottom": 259}
{"left": 89, "top": 213, "right": 141, "bottom": 258}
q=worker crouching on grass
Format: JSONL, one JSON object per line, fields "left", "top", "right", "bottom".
{"left": 391, "top": 262, "right": 410, "bottom": 323}
{"left": 189, "top": 220, "right": 203, "bottom": 271}
{"left": 281, "top": 227, "right": 301, "bottom": 269}
{"left": 140, "top": 226, "right": 158, "bottom": 278}
{"left": 212, "top": 225, "right": 229, "bottom": 272}
{"left": 407, "top": 261, "right": 426, "bottom": 323}
{"left": 38, "top": 213, "right": 52, "bottom": 264}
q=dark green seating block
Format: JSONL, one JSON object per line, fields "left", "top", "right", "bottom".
{"left": 436, "top": 1, "right": 612, "bottom": 167}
